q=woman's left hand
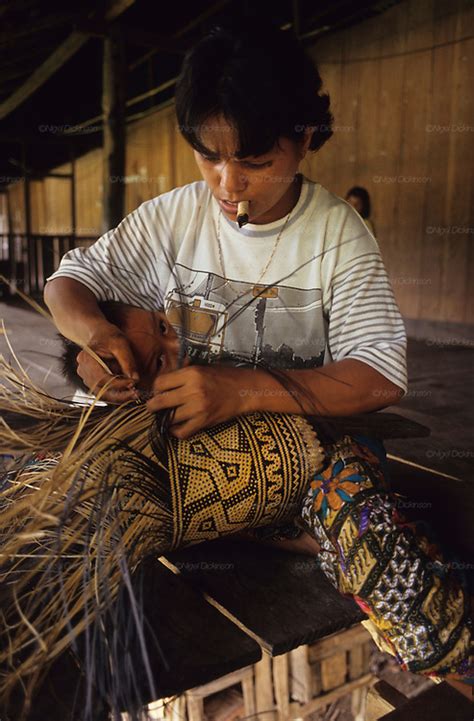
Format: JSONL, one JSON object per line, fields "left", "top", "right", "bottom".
{"left": 146, "top": 365, "right": 251, "bottom": 438}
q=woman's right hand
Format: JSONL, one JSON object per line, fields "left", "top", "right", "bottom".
{"left": 75, "top": 320, "right": 140, "bottom": 404}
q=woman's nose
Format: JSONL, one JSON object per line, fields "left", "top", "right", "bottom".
{"left": 219, "top": 160, "right": 247, "bottom": 195}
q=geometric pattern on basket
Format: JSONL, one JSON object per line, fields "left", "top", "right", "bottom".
{"left": 167, "top": 412, "right": 323, "bottom": 549}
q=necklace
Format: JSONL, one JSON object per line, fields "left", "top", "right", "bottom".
{"left": 215, "top": 206, "right": 294, "bottom": 297}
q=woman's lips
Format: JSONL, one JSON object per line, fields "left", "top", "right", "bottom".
{"left": 219, "top": 199, "right": 242, "bottom": 214}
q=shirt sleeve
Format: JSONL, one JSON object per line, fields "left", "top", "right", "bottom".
{"left": 322, "top": 205, "right": 407, "bottom": 394}
{"left": 46, "top": 203, "right": 167, "bottom": 311}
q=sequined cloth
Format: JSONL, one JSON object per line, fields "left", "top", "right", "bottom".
{"left": 299, "top": 435, "right": 473, "bottom": 682}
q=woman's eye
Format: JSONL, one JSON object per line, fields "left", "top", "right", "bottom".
{"left": 242, "top": 161, "right": 272, "bottom": 170}
{"left": 159, "top": 320, "right": 168, "bottom": 335}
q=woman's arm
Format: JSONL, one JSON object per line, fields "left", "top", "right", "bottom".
{"left": 240, "top": 358, "right": 404, "bottom": 416}
{"left": 44, "top": 277, "right": 109, "bottom": 346}
{"left": 44, "top": 200, "right": 167, "bottom": 399}
{"left": 44, "top": 277, "right": 139, "bottom": 401}
{"left": 146, "top": 358, "right": 404, "bottom": 439}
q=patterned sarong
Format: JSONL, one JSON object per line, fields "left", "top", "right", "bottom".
{"left": 299, "top": 435, "right": 473, "bottom": 683}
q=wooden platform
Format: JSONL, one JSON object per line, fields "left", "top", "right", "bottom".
{"left": 166, "top": 539, "right": 364, "bottom": 656}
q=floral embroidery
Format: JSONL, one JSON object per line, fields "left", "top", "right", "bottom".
{"left": 310, "top": 459, "right": 365, "bottom": 520}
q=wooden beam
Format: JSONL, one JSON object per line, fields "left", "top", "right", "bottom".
{"left": 75, "top": 20, "right": 187, "bottom": 54}
{"left": 0, "top": 132, "right": 74, "bottom": 145}
{"left": 101, "top": 30, "right": 126, "bottom": 233}
{"left": 0, "top": 34, "right": 87, "bottom": 120}
{"left": 129, "top": 0, "right": 230, "bottom": 71}
{"left": 0, "top": 0, "right": 135, "bottom": 121}
{"left": 0, "top": 12, "right": 82, "bottom": 47}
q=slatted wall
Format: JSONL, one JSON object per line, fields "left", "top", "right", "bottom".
{"left": 302, "top": 0, "right": 473, "bottom": 325}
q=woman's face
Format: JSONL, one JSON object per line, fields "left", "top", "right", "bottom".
{"left": 193, "top": 115, "right": 311, "bottom": 224}
{"left": 346, "top": 194, "right": 364, "bottom": 215}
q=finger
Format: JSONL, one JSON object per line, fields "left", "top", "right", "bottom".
{"left": 93, "top": 376, "right": 137, "bottom": 395}
{"left": 100, "top": 386, "right": 139, "bottom": 404}
{"left": 151, "top": 367, "right": 190, "bottom": 393}
{"left": 93, "top": 375, "right": 139, "bottom": 403}
{"left": 109, "top": 336, "right": 139, "bottom": 381}
{"left": 80, "top": 367, "right": 134, "bottom": 388}
{"left": 168, "top": 408, "right": 207, "bottom": 439}
{"left": 78, "top": 366, "right": 135, "bottom": 393}
{"left": 146, "top": 388, "right": 184, "bottom": 413}
{"left": 169, "top": 420, "right": 200, "bottom": 440}
{"left": 77, "top": 352, "right": 128, "bottom": 386}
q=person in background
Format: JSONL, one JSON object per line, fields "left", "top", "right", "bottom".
{"left": 345, "top": 186, "right": 376, "bottom": 236}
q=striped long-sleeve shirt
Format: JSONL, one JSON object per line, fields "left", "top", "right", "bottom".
{"left": 48, "top": 175, "right": 407, "bottom": 393}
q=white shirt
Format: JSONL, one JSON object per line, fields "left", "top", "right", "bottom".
{"left": 48, "top": 175, "right": 407, "bottom": 392}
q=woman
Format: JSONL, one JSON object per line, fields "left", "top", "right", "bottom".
{"left": 42, "top": 18, "right": 471, "bottom": 700}
{"left": 345, "top": 185, "right": 376, "bottom": 236}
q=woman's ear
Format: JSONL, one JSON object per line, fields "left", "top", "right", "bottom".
{"left": 299, "top": 126, "right": 314, "bottom": 160}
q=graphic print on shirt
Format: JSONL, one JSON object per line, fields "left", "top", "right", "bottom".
{"left": 164, "top": 264, "right": 326, "bottom": 369}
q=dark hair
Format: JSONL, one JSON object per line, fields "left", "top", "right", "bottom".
{"left": 175, "top": 20, "right": 333, "bottom": 158}
{"left": 60, "top": 301, "right": 131, "bottom": 391}
{"left": 346, "top": 186, "right": 371, "bottom": 219}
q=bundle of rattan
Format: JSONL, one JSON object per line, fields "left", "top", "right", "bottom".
{"left": 0, "top": 353, "right": 324, "bottom": 719}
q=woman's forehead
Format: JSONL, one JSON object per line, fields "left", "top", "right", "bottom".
{"left": 197, "top": 116, "right": 241, "bottom": 156}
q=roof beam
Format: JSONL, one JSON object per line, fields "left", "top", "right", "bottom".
{"left": 129, "top": 0, "right": 230, "bottom": 71}
{"left": 0, "top": 12, "right": 82, "bottom": 47}
{"left": 0, "top": 0, "right": 135, "bottom": 121}
{"left": 75, "top": 20, "right": 187, "bottom": 54}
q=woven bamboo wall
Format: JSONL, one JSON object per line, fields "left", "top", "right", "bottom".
{"left": 3, "top": 0, "right": 472, "bottom": 323}
{"left": 301, "top": 0, "right": 474, "bottom": 324}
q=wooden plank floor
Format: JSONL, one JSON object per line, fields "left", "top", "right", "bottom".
{"left": 384, "top": 337, "right": 474, "bottom": 482}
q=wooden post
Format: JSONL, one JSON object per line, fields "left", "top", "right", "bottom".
{"left": 5, "top": 185, "right": 16, "bottom": 292}
{"left": 273, "top": 654, "right": 290, "bottom": 721}
{"left": 101, "top": 28, "right": 126, "bottom": 233}
{"left": 22, "top": 142, "right": 34, "bottom": 294}
{"left": 254, "top": 654, "right": 277, "bottom": 721}
{"left": 70, "top": 143, "right": 77, "bottom": 249}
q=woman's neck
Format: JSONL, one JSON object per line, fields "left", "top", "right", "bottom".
{"left": 252, "top": 174, "right": 303, "bottom": 224}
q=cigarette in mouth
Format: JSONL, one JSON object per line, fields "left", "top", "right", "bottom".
{"left": 237, "top": 201, "right": 249, "bottom": 228}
